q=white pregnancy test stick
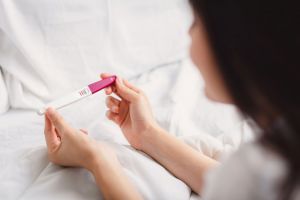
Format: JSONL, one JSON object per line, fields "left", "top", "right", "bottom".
{"left": 37, "top": 76, "right": 116, "bottom": 115}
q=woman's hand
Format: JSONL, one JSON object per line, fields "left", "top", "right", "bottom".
{"left": 44, "top": 108, "right": 117, "bottom": 171}
{"left": 44, "top": 108, "right": 143, "bottom": 199}
{"left": 102, "top": 74, "right": 218, "bottom": 195}
{"left": 101, "top": 73, "right": 158, "bottom": 150}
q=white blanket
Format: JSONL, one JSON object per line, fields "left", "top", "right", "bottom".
{"left": 0, "top": 0, "right": 193, "bottom": 110}
{"left": 0, "top": 60, "right": 254, "bottom": 199}
{"left": 0, "top": 1, "right": 254, "bottom": 199}
{"left": 0, "top": 66, "right": 9, "bottom": 113}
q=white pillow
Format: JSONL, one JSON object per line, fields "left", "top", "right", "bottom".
{"left": 0, "top": 0, "right": 193, "bottom": 109}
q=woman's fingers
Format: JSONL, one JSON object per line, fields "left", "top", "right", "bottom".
{"left": 100, "top": 73, "right": 115, "bottom": 95}
{"left": 106, "top": 111, "right": 121, "bottom": 125}
{"left": 100, "top": 73, "right": 141, "bottom": 102}
{"left": 44, "top": 114, "right": 61, "bottom": 151}
{"left": 115, "top": 78, "right": 139, "bottom": 102}
{"left": 106, "top": 96, "right": 121, "bottom": 113}
{"left": 105, "top": 87, "right": 113, "bottom": 95}
{"left": 100, "top": 73, "right": 113, "bottom": 79}
{"left": 45, "top": 108, "right": 69, "bottom": 135}
{"left": 123, "top": 79, "right": 140, "bottom": 93}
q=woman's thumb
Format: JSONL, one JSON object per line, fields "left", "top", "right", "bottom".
{"left": 115, "top": 78, "right": 138, "bottom": 102}
{"left": 46, "top": 108, "right": 68, "bottom": 133}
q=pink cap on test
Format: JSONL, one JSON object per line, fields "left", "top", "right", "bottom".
{"left": 88, "top": 75, "right": 116, "bottom": 94}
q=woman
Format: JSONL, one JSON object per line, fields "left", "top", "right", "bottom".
{"left": 44, "top": 1, "right": 299, "bottom": 199}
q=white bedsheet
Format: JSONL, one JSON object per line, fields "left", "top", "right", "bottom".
{"left": 0, "top": 66, "right": 8, "bottom": 114}
{"left": 0, "top": 0, "right": 193, "bottom": 110}
{"left": 0, "top": 60, "right": 253, "bottom": 199}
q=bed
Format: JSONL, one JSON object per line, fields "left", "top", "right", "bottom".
{"left": 0, "top": 60, "right": 253, "bottom": 199}
{"left": 0, "top": 1, "right": 253, "bottom": 199}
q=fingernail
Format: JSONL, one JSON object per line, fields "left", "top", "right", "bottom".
{"left": 46, "top": 107, "right": 53, "bottom": 115}
{"left": 49, "top": 107, "right": 56, "bottom": 113}
{"left": 47, "top": 107, "right": 59, "bottom": 120}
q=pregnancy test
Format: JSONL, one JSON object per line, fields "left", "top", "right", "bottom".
{"left": 37, "top": 76, "right": 116, "bottom": 115}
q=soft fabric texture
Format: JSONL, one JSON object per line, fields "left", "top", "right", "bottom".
{"left": 0, "top": 0, "right": 193, "bottom": 110}
{"left": 0, "top": 60, "right": 254, "bottom": 199}
{"left": 202, "top": 142, "right": 300, "bottom": 200}
{"left": 0, "top": 146, "right": 190, "bottom": 200}
{"left": 0, "top": 66, "right": 9, "bottom": 114}
{"left": 0, "top": 1, "right": 257, "bottom": 198}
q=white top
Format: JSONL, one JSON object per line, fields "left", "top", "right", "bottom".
{"left": 202, "top": 142, "right": 300, "bottom": 200}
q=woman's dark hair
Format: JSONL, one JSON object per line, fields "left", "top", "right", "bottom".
{"left": 189, "top": 1, "right": 299, "bottom": 199}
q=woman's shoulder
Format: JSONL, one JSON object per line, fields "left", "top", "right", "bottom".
{"left": 203, "top": 142, "right": 288, "bottom": 200}
{"left": 234, "top": 142, "right": 287, "bottom": 176}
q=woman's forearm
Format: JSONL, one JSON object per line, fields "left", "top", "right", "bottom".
{"left": 89, "top": 156, "right": 142, "bottom": 200}
{"left": 141, "top": 125, "right": 218, "bottom": 194}
{"left": 88, "top": 125, "right": 217, "bottom": 198}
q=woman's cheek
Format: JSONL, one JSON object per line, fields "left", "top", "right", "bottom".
{"left": 189, "top": 22, "right": 232, "bottom": 103}
{"left": 190, "top": 28, "right": 203, "bottom": 68}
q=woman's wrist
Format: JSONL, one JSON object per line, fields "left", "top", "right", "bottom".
{"left": 86, "top": 152, "right": 104, "bottom": 173}
{"left": 84, "top": 142, "right": 120, "bottom": 173}
{"left": 139, "top": 123, "right": 165, "bottom": 153}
